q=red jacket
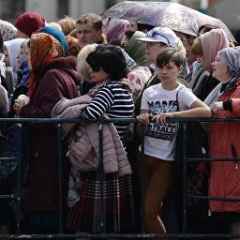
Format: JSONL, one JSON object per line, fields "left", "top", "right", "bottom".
{"left": 20, "top": 56, "right": 79, "bottom": 213}
{"left": 209, "top": 80, "right": 240, "bottom": 212}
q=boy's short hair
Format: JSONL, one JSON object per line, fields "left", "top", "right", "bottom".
{"left": 86, "top": 45, "right": 127, "bottom": 81}
{"left": 156, "top": 47, "right": 185, "bottom": 68}
{"left": 76, "top": 13, "right": 102, "bottom": 30}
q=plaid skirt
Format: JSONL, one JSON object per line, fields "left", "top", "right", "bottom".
{"left": 67, "top": 172, "right": 136, "bottom": 233}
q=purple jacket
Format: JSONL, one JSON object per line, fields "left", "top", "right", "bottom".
{"left": 20, "top": 56, "right": 79, "bottom": 213}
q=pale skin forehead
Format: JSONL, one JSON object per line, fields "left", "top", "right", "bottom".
{"left": 76, "top": 23, "right": 95, "bottom": 31}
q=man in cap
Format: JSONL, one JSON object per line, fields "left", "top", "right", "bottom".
{"left": 138, "top": 26, "right": 182, "bottom": 69}
{"left": 137, "top": 26, "right": 185, "bottom": 87}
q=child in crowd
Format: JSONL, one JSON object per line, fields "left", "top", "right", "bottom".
{"left": 137, "top": 47, "right": 211, "bottom": 235}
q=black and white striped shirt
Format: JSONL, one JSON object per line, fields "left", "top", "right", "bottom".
{"left": 80, "top": 81, "right": 134, "bottom": 139}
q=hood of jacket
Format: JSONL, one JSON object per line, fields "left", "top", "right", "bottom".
{"left": 40, "top": 56, "right": 81, "bottom": 85}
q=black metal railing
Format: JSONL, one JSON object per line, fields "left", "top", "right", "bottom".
{"left": 0, "top": 117, "right": 239, "bottom": 239}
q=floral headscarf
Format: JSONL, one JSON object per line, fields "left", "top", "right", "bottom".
{"left": 16, "top": 39, "right": 29, "bottom": 68}
{"left": 0, "top": 20, "right": 17, "bottom": 41}
{"left": 28, "top": 32, "right": 64, "bottom": 97}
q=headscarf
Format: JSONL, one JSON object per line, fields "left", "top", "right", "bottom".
{"left": 126, "top": 66, "right": 152, "bottom": 101}
{"left": 104, "top": 18, "right": 130, "bottom": 45}
{"left": 0, "top": 20, "right": 17, "bottom": 41}
{"left": 218, "top": 46, "right": 240, "bottom": 78}
{"left": 205, "top": 47, "right": 240, "bottom": 106}
{"left": 199, "top": 28, "right": 229, "bottom": 71}
{"left": 39, "top": 26, "right": 68, "bottom": 55}
{"left": 28, "top": 32, "right": 64, "bottom": 97}
{"left": 16, "top": 39, "right": 29, "bottom": 68}
{"left": 4, "top": 38, "right": 25, "bottom": 68}
{"left": 4, "top": 38, "right": 25, "bottom": 83}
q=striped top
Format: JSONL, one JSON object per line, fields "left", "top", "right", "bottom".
{"left": 80, "top": 81, "right": 134, "bottom": 140}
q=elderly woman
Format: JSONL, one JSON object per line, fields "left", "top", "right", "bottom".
{"left": 205, "top": 47, "right": 240, "bottom": 236}
{"left": 190, "top": 28, "right": 230, "bottom": 100}
{"left": 13, "top": 31, "right": 79, "bottom": 233}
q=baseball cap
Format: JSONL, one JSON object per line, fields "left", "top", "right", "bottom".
{"left": 138, "top": 26, "right": 179, "bottom": 47}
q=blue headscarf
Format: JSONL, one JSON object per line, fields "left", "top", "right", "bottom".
{"left": 39, "top": 26, "right": 68, "bottom": 55}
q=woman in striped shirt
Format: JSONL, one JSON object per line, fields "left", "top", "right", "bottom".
{"left": 73, "top": 45, "right": 136, "bottom": 233}
{"left": 80, "top": 44, "right": 134, "bottom": 142}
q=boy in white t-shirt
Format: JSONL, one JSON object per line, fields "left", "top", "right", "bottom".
{"left": 137, "top": 48, "right": 211, "bottom": 235}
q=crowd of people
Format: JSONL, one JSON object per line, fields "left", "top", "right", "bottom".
{"left": 0, "top": 9, "right": 239, "bottom": 238}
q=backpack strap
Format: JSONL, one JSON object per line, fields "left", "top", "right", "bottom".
{"left": 176, "top": 85, "right": 185, "bottom": 111}
{"left": 176, "top": 90, "right": 180, "bottom": 111}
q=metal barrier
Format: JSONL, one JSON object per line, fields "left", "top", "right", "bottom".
{"left": 0, "top": 117, "right": 239, "bottom": 239}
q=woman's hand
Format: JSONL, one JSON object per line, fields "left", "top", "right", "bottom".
{"left": 13, "top": 94, "right": 30, "bottom": 115}
{"left": 152, "top": 112, "right": 174, "bottom": 124}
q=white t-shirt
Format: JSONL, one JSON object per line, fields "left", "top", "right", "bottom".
{"left": 141, "top": 83, "right": 198, "bottom": 161}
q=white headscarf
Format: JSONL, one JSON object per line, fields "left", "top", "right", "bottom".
{"left": 4, "top": 38, "right": 26, "bottom": 83}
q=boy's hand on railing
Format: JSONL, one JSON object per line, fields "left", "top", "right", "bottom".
{"left": 211, "top": 101, "right": 223, "bottom": 114}
{"left": 152, "top": 112, "right": 174, "bottom": 124}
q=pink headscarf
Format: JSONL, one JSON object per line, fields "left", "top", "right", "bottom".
{"left": 104, "top": 18, "right": 130, "bottom": 45}
{"left": 199, "top": 28, "right": 229, "bottom": 71}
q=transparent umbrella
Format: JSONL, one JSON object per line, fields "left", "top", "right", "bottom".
{"left": 103, "top": 1, "right": 235, "bottom": 40}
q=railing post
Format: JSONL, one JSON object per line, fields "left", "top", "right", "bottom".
{"left": 15, "top": 123, "right": 23, "bottom": 234}
{"left": 139, "top": 129, "right": 145, "bottom": 234}
{"left": 182, "top": 122, "right": 188, "bottom": 233}
{"left": 57, "top": 123, "right": 64, "bottom": 233}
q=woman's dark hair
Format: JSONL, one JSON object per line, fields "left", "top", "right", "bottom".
{"left": 86, "top": 44, "right": 127, "bottom": 81}
{"left": 156, "top": 47, "right": 185, "bottom": 68}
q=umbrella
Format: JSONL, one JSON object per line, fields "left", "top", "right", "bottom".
{"left": 103, "top": 1, "right": 234, "bottom": 41}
